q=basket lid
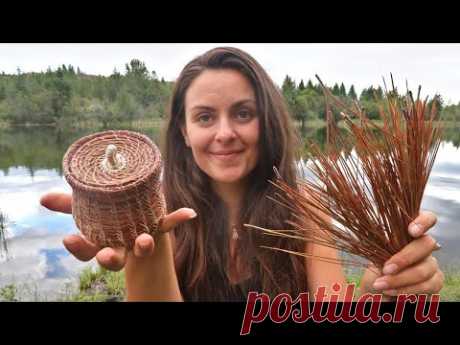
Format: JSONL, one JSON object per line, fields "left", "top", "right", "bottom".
{"left": 63, "top": 130, "right": 162, "bottom": 194}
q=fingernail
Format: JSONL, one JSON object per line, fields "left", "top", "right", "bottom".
{"left": 139, "top": 239, "right": 150, "bottom": 249}
{"left": 434, "top": 242, "right": 442, "bottom": 251}
{"left": 373, "top": 279, "right": 389, "bottom": 290}
{"left": 409, "top": 223, "right": 422, "bottom": 237}
{"left": 185, "top": 208, "right": 197, "bottom": 219}
{"left": 382, "top": 263, "right": 398, "bottom": 275}
{"left": 63, "top": 237, "right": 77, "bottom": 246}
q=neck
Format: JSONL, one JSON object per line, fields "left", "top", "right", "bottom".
{"left": 211, "top": 179, "right": 247, "bottom": 224}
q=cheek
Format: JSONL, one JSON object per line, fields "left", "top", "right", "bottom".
{"left": 245, "top": 120, "right": 260, "bottom": 154}
{"left": 187, "top": 129, "right": 212, "bottom": 157}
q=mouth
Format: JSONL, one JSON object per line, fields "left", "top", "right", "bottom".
{"left": 209, "top": 149, "right": 244, "bottom": 160}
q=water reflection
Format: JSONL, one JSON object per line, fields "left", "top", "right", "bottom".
{"left": 0, "top": 125, "right": 459, "bottom": 300}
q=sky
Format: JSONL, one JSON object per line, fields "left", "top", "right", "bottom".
{"left": 1, "top": 43, "right": 459, "bottom": 104}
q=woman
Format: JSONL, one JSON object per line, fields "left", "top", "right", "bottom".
{"left": 40, "top": 47, "right": 444, "bottom": 301}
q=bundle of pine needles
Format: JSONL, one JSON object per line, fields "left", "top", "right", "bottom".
{"left": 246, "top": 75, "right": 443, "bottom": 270}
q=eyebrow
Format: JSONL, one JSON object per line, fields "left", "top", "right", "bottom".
{"left": 190, "top": 99, "right": 256, "bottom": 112}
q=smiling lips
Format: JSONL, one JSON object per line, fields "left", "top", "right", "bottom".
{"left": 209, "top": 149, "right": 244, "bottom": 160}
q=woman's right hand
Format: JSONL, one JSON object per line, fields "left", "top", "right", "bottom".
{"left": 40, "top": 192, "right": 196, "bottom": 271}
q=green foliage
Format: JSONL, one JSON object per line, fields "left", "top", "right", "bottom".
{"left": 0, "top": 284, "right": 17, "bottom": 301}
{"left": 332, "top": 83, "right": 340, "bottom": 96}
{"left": 279, "top": 76, "right": 460, "bottom": 126}
{"left": 298, "top": 79, "right": 305, "bottom": 90}
{"left": 0, "top": 59, "right": 173, "bottom": 126}
{"left": 440, "top": 267, "right": 460, "bottom": 301}
{"left": 0, "top": 84, "right": 6, "bottom": 101}
{"left": 1, "top": 65, "right": 459, "bottom": 129}
{"left": 65, "top": 266, "right": 125, "bottom": 302}
{"left": 348, "top": 85, "right": 357, "bottom": 99}
{"left": 339, "top": 83, "right": 347, "bottom": 97}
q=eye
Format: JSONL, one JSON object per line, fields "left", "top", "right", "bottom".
{"left": 236, "top": 108, "right": 253, "bottom": 121}
{"left": 198, "top": 113, "right": 213, "bottom": 124}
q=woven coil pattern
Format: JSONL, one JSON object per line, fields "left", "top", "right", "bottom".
{"left": 63, "top": 130, "right": 165, "bottom": 249}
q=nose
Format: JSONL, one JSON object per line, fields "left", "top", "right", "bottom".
{"left": 215, "top": 116, "right": 236, "bottom": 143}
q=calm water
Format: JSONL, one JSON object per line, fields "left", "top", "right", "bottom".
{"left": 1, "top": 125, "right": 460, "bottom": 300}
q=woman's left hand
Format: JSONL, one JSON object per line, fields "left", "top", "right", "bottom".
{"left": 360, "top": 211, "right": 444, "bottom": 298}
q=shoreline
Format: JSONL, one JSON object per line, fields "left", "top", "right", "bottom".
{"left": 1, "top": 119, "right": 459, "bottom": 130}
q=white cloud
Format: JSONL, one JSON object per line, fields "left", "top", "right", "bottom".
{"left": 0, "top": 232, "right": 96, "bottom": 301}
{"left": 0, "top": 169, "right": 73, "bottom": 235}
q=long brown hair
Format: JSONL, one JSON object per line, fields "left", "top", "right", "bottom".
{"left": 162, "top": 47, "right": 307, "bottom": 301}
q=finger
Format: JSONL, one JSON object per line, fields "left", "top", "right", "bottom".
{"left": 95, "top": 247, "right": 127, "bottom": 271}
{"left": 382, "top": 270, "right": 445, "bottom": 296}
{"left": 159, "top": 208, "right": 197, "bottom": 233}
{"left": 408, "top": 210, "right": 437, "bottom": 237}
{"left": 63, "top": 234, "right": 100, "bottom": 261}
{"left": 360, "top": 263, "right": 383, "bottom": 294}
{"left": 373, "top": 256, "right": 438, "bottom": 291}
{"left": 382, "top": 235, "right": 439, "bottom": 275}
{"left": 134, "top": 233, "right": 155, "bottom": 258}
{"left": 40, "top": 192, "right": 73, "bottom": 214}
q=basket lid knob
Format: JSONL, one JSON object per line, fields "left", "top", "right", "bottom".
{"left": 102, "top": 144, "right": 126, "bottom": 172}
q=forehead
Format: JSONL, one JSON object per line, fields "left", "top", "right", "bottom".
{"left": 185, "top": 69, "right": 255, "bottom": 108}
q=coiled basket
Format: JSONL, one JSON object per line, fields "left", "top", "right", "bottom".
{"left": 63, "top": 130, "right": 165, "bottom": 249}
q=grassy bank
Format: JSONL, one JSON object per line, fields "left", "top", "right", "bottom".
{"left": 346, "top": 269, "right": 460, "bottom": 302}
{"left": 62, "top": 266, "right": 125, "bottom": 302}
{"left": 1, "top": 265, "right": 459, "bottom": 302}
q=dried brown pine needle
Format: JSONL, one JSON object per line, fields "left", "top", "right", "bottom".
{"left": 246, "top": 76, "right": 443, "bottom": 270}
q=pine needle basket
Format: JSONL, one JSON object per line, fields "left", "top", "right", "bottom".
{"left": 63, "top": 130, "right": 166, "bottom": 249}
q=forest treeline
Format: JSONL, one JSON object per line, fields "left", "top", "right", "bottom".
{"left": 0, "top": 59, "right": 458, "bottom": 128}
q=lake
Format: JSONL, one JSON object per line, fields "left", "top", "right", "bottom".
{"left": 1, "top": 125, "right": 460, "bottom": 300}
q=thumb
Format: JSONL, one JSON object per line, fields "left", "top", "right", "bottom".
{"left": 159, "top": 208, "right": 197, "bottom": 233}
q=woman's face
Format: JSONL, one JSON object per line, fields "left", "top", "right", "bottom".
{"left": 182, "top": 69, "right": 260, "bottom": 185}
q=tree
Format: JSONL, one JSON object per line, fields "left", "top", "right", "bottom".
{"left": 110, "top": 68, "right": 121, "bottom": 80}
{"left": 0, "top": 84, "right": 6, "bottom": 101}
{"left": 116, "top": 91, "right": 137, "bottom": 122}
{"left": 427, "top": 94, "right": 444, "bottom": 120}
{"left": 348, "top": 85, "right": 357, "bottom": 99}
{"left": 375, "top": 86, "right": 384, "bottom": 99}
{"left": 360, "top": 86, "right": 373, "bottom": 102}
{"left": 298, "top": 79, "right": 305, "bottom": 90}
{"left": 332, "top": 83, "right": 340, "bottom": 96}
{"left": 281, "top": 75, "right": 296, "bottom": 94}
{"left": 125, "top": 59, "right": 149, "bottom": 79}
{"left": 15, "top": 70, "right": 26, "bottom": 94}
{"left": 45, "top": 71, "right": 72, "bottom": 121}
{"left": 339, "top": 83, "right": 346, "bottom": 97}
{"left": 289, "top": 89, "right": 320, "bottom": 131}
{"left": 281, "top": 75, "right": 298, "bottom": 119}
{"left": 360, "top": 99, "right": 380, "bottom": 120}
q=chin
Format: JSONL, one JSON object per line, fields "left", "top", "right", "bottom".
{"left": 208, "top": 168, "right": 249, "bottom": 184}
{"left": 211, "top": 174, "right": 245, "bottom": 184}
